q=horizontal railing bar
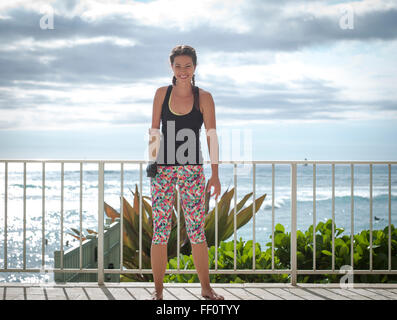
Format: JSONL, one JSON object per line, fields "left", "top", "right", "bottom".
{"left": 0, "top": 268, "right": 289, "bottom": 274}
{"left": 1, "top": 159, "right": 397, "bottom": 164}
{"left": 2, "top": 268, "right": 396, "bottom": 275}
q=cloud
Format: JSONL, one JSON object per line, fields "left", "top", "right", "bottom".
{"left": 0, "top": 0, "right": 396, "bottom": 131}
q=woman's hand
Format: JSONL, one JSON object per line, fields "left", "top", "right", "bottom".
{"left": 207, "top": 175, "right": 221, "bottom": 200}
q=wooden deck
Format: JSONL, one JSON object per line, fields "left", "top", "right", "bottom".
{"left": 1, "top": 282, "right": 397, "bottom": 300}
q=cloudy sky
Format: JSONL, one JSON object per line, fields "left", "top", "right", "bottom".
{"left": 0, "top": 0, "right": 396, "bottom": 161}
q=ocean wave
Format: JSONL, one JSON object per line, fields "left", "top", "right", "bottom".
{"left": 261, "top": 193, "right": 397, "bottom": 210}
{"left": 297, "top": 191, "right": 397, "bottom": 202}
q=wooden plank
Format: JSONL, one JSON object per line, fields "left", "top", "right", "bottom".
{"left": 306, "top": 288, "right": 350, "bottom": 300}
{"left": 166, "top": 287, "right": 198, "bottom": 300}
{"left": 64, "top": 287, "right": 88, "bottom": 300}
{"left": 209, "top": 288, "right": 241, "bottom": 300}
{"left": 5, "top": 287, "right": 25, "bottom": 300}
{"left": 366, "top": 288, "right": 397, "bottom": 300}
{"left": 327, "top": 288, "right": 370, "bottom": 300}
{"left": 348, "top": 288, "right": 388, "bottom": 300}
{"left": 283, "top": 288, "right": 325, "bottom": 300}
{"left": 84, "top": 287, "right": 110, "bottom": 300}
{"left": 184, "top": 287, "right": 240, "bottom": 300}
{"left": 106, "top": 287, "right": 135, "bottom": 300}
{"left": 265, "top": 288, "right": 304, "bottom": 300}
{"left": 245, "top": 288, "right": 283, "bottom": 300}
{"left": 185, "top": 287, "right": 206, "bottom": 300}
{"left": 163, "top": 288, "right": 178, "bottom": 300}
{"left": 126, "top": 287, "right": 152, "bottom": 300}
{"left": 45, "top": 287, "right": 68, "bottom": 300}
{"left": 26, "top": 287, "right": 46, "bottom": 300}
{"left": 223, "top": 288, "right": 261, "bottom": 300}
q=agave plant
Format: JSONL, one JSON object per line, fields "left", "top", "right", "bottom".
{"left": 204, "top": 187, "right": 267, "bottom": 248}
{"left": 103, "top": 182, "right": 266, "bottom": 282}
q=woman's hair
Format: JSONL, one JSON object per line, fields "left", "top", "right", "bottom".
{"left": 169, "top": 45, "right": 200, "bottom": 112}
{"left": 169, "top": 45, "right": 197, "bottom": 87}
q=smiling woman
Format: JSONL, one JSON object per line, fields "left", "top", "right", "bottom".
{"left": 147, "top": 44, "right": 223, "bottom": 301}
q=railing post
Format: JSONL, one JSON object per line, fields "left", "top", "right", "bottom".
{"left": 291, "top": 162, "right": 297, "bottom": 286}
{"left": 97, "top": 161, "right": 105, "bottom": 284}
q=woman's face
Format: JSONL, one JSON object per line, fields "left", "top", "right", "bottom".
{"left": 171, "top": 55, "right": 196, "bottom": 84}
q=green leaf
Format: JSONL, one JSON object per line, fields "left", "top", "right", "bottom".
{"left": 321, "top": 250, "right": 332, "bottom": 256}
{"left": 336, "top": 227, "right": 345, "bottom": 237}
{"left": 224, "top": 250, "right": 235, "bottom": 259}
{"left": 316, "top": 221, "right": 324, "bottom": 233}
{"left": 353, "top": 252, "right": 362, "bottom": 264}
{"left": 227, "top": 191, "right": 253, "bottom": 219}
{"left": 323, "top": 234, "right": 329, "bottom": 245}
{"left": 223, "top": 193, "right": 267, "bottom": 240}
{"left": 334, "top": 238, "right": 346, "bottom": 248}
{"left": 274, "top": 233, "right": 284, "bottom": 246}
{"left": 275, "top": 223, "right": 285, "bottom": 233}
{"left": 216, "top": 188, "right": 235, "bottom": 240}
{"left": 339, "top": 245, "right": 349, "bottom": 257}
{"left": 356, "top": 244, "right": 363, "bottom": 256}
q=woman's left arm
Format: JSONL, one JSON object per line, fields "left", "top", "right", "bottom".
{"left": 201, "top": 89, "right": 221, "bottom": 200}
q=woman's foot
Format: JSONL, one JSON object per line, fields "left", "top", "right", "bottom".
{"left": 150, "top": 290, "right": 163, "bottom": 300}
{"left": 201, "top": 288, "right": 224, "bottom": 300}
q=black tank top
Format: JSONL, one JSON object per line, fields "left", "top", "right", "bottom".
{"left": 157, "top": 84, "right": 204, "bottom": 166}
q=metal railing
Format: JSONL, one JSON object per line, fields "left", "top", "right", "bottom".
{"left": 0, "top": 159, "right": 396, "bottom": 285}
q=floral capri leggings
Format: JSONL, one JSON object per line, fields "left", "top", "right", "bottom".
{"left": 150, "top": 164, "right": 207, "bottom": 245}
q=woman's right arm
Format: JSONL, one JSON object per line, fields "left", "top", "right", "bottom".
{"left": 148, "top": 87, "right": 163, "bottom": 161}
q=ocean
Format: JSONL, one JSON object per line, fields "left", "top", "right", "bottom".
{"left": 0, "top": 161, "right": 396, "bottom": 282}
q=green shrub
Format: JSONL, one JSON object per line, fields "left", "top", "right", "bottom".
{"left": 165, "top": 238, "right": 289, "bottom": 283}
{"left": 164, "top": 219, "right": 397, "bottom": 284}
